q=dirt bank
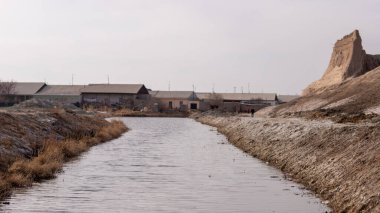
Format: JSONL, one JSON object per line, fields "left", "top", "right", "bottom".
{"left": 193, "top": 113, "right": 380, "bottom": 212}
{"left": 0, "top": 108, "right": 127, "bottom": 200}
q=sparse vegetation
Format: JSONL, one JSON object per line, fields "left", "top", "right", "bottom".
{"left": 0, "top": 117, "right": 127, "bottom": 200}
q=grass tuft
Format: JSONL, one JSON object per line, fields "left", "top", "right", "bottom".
{"left": 0, "top": 119, "right": 127, "bottom": 199}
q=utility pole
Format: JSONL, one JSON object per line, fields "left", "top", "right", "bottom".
{"left": 168, "top": 81, "right": 171, "bottom": 91}
{"left": 107, "top": 75, "right": 110, "bottom": 85}
{"left": 233, "top": 86, "right": 237, "bottom": 93}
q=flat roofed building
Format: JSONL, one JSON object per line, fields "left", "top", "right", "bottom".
{"left": 150, "top": 91, "right": 199, "bottom": 111}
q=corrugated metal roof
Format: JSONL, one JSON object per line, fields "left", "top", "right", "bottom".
{"left": 150, "top": 91, "right": 197, "bottom": 99}
{"left": 196, "top": 92, "right": 277, "bottom": 101}
{"left": 13, "top": 82, "right": 46, "bottom": 95}
{"left": 278, "top": 95, "right": 300, "bottom": 103}
{"left": 81, "top": 84, "right": 147, "bottom": 94}
{"left": 35, "top": 85, "right": 86, "bottom": 96}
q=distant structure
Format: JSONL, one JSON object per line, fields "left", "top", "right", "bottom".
{"left": 304, "top": 30, "right": 380, "bottom": 95}
{"left": 197, "top": 92, "right": 278, "bottom": 112}
{"left": 34, "top": 85, "right": 86, "bottom": 106}
{"left": 149, "top": 91, "right": 199, "bottom": 111}
{"left": 81, "top": 84, "right": 150, "bottom": 109}
{"left": 0, "top": 81, "right": 297, "bottom": 112}
{"left": 0, "top": 82, "right": 45, "bottom": 106}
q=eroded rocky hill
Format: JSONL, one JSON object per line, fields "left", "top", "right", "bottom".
{"left": 304, "top": 30, "right": 380, "bottom": 95}
{"left": 267, "top": 30, "right": 380, "bottom": 119}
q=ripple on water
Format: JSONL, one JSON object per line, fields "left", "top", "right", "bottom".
{"left": 2, "top": 118, "right": 331, "bottom": 213}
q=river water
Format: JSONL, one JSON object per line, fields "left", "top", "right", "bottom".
{"left": 1, "top": 117, "right": 330, "bottom": 213}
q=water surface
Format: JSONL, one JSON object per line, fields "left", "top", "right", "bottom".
{"left": 1, "top": 117, "right": 330, "bottom": 212}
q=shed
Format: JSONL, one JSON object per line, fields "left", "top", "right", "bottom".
{"left": 150, "top": 91, "right": 199, "bottom": 111}
{"left": 196, "top": 92, "right": 278, "bottom": 112}
{"left": 0, "top": 82, "right": 46, "bottom": 106}
{"left": 14, "top": 82, "right": 46, "bottom": 95}
{"left": 34, "top": 85, "right": 86, "bottom": 104}
{"left": 81, "top": 84, "right": 150, "bottom": 109}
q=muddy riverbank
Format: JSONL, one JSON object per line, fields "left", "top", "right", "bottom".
{"left": 0, "top": 108, "right": 127, "bottom": 200}
{"left": 193, "top": 113, "right": 380, "bottom": 212}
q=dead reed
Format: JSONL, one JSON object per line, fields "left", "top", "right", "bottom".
{"left": 0, "top": 119, "right": 127, "bottom": 200}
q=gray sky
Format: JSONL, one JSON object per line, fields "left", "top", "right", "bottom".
{"left": 0, "top": 0, "right": 379, "bottom": 94}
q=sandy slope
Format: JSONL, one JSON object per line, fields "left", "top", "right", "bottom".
{"left": 271, "top": 66, "right": 380, "bottom": 118}
{"left": 193, "top": 113, "right": 380, "bottom": 212}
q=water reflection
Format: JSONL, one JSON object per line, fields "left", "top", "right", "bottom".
{"left": 2, "top": 118, "right": 330, "bottom": 213}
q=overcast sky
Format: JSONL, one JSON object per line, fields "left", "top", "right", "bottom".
{"left": 0, "top": 0, "right": 379, "bottom": 94}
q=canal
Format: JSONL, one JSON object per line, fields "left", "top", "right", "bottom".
{"left": 2, "top": 117, "right": 330, "bottom": 212}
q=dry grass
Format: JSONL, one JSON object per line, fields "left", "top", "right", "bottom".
{"left": 0, "top": 119, "right": 127, "bottom": 199}
{"left": 6, "top": 173, "right": 32, "bottom": 187}
{"left": 0, "top": 177, "right": 11, "bottom": 199}
{"left": 95, "top": 120, "right": 128, "bottom": 142}
{"left": 0, "top": 139, "right": 13, "bottom": 149}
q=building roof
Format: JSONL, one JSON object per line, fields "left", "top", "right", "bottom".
{"left": 196, "top": 92, "right": 277, "bottom": 101}
{"left": 81, "top": 84, "right": 148, "bottom": 94}
{"left": 277, "top": 95, "right": 300, "bottom": 103}
{"left": 35, "top": 85, "right": 86, "bottom": 96}
{"left": 196, "top": 92, "right": 218, "bottom": 100}
{"left": 13, "top": 82, "right": 46, "bottom": 95}
{"left": 150, "top": 91, "right": 198, "bottom": 99}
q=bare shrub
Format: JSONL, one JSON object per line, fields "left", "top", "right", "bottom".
{"left": 0, "top": 80, "right": 16, "bottom": 95}
{"left": 207, "top": 92, "right": 224, "bottom": 109}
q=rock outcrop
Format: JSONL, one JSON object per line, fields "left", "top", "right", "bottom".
{"left": 303, "top": 30, "right": 380, "bottom": 95}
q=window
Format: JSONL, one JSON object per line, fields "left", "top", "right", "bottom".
{"left": 190, "top": 103, "right": 197, "bottom": 110}
{"left": 169, "top": 101, "right": 173, "bottom": 109}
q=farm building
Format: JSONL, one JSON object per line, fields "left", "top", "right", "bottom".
{"left": 81, "top": 84, "right": 150, "bottom": 109}
{"left": 0, "top": 82, "right": 46, "bottom": 106}
{"left": 149, "top": 91, "right": 200, "bottom": 111}
{"left": 34, "top": 85, "right": 86, "bottom": 105}
{"left": 196, "top": 92, "right": 278, "bottom": 112}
